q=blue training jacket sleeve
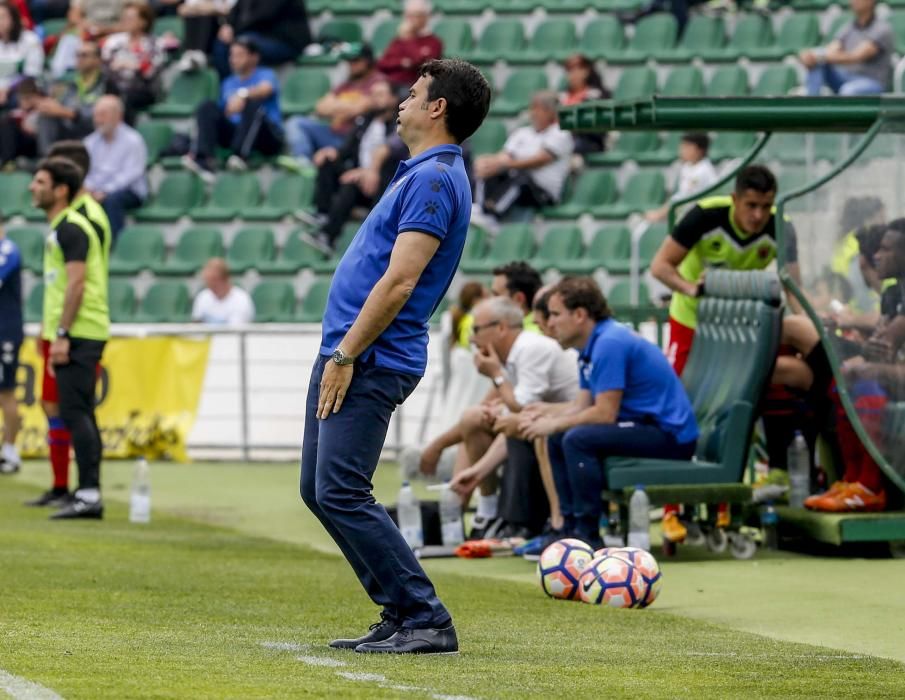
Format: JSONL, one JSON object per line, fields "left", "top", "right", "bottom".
{"left": 0, "top": 239, "right": 21, "bottom": 283}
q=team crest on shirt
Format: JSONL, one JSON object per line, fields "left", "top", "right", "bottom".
{"left": 758, "top": 244, "right": 772, "bottom": 259}
{"left": 429, "top": 178, "right": 442, "bottom": 192}
{"left": 424, "top": 200, "right": 439, "bottom": 216}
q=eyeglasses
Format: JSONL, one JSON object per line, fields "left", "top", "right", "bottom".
{"left": 471, "top": 320, "right": 501, "bottom": 334}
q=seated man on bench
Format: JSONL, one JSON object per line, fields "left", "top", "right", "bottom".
{"left": 520, "top": 277, "right": 699, "bottom": 549}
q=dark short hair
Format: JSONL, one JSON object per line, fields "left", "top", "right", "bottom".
{"left": 681, "top": 132, "right": 710, "bottom": 153}
{"left": 233, "top": 35, "right": 260, "bottom": 55}
{"left": 552, "top": 277, "right": 612, "bottom": 322}
{"left": 124, "top": 1, "right": 155, "bottom": 32}
{"left": 419, "top": 59, "right": 491, "bottom": 144}
{"left": 48, "top": 140, "right": 91, "bottom": 176}
{"left": 0, "top": 2, "right": 23, "bottom": 43}
{"left": 532, "top": 287, "right": 553, "bottom": 320}
{"left": 886, "top": 218, "right": 905, "bottom": 253}
{"left": 37, "top": 157, "right": 85, "bottom": 203}
{"left": 855, "top": 223, "right": 887, "bottom": 269}
{"left": 492, "top": 261, "right": 542, "bottom": 307}
{"left": 735, "top": 164, "right": 777, "bottom": 195}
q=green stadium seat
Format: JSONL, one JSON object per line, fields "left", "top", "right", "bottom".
{"left": 532, "top": 225, "right": 584, "bottom": 271}
{"left": 135, "top": 281, "right": 191, "bottom": 323}
{"left": 460, "top": 223, "right": 535, "bottom": 274}
{"left": 0, "top": 172, "right": 32, "bottom": 217}
{"left": 698, "top": 14, "right": 773, "bottom": 62}
{"left": 154, "top": 226, "right": 223, "bottom": 276}
{"left": 108, "top": 279, "right": 136, "bottom": 323}
{"left": 652, "top": 15, "right": 725, "bottom": 62}
{"left": 490, "top": 0, "right": 539, "bottom": 12}
{"left": 586, "top": 131, "right": 660, "bottom": 166}
{"left": 489, "top": 69, "right": 549, "bottom": 117}
{"left": 191, "top": 172, "right": 261, "bottom": 222}
{"left": 764, "top": 133, "right": 844, "bottom": 165}
{"left": 135, "top": 171, "right": 205, "bottom": 222}
{"left": 370, "top": 18, "right": 400, "bottom": 55}
{"left": 257, "top": 229, "right": 326, "bottom": 274}
{"left": 467, "top": 118, "right": 507, "bottom": 156}
{"left": 706, "top": 65, "right": 749, "bottom": 97}
{"left": 244, "top": 171, "right": 314, "bottom": 221}
{"left": 709, "top": 131, "right": 758, "bottom": 161}
{"left": 605, "top": 222, "right": 666, "bottom": 274}
{"left": 6, "top": 226, "right": 44, "bottom": 274}
{"left": 572, "top": 224, "right": 631, "bottom": 275}
{"left": 331, "top": 0, "right": 395, "bottom": 14}
{"left": 433, "top": 19, "right": 473, "bottom": 55}
{"left": 464, "top": 20, "right": 525, "bottom": 64}
{"left": 41, "top": 17, "right": 67, "bottom": 37}
{"left": 109, "top": 226, "right": 165, "bottom": 275}
{"left": 317, "top": 19, "right": 363, "bottom": 43}
{"left": 659, "top": 65, "right": 705, "bottom": 97}
{"left": 509, "top": 19, "right": 577, "bottom": 64}
{"left": 25, "top": 282, "right": 43, "bottom": 323}
{"left": 434, "top": 0, "right": 486, "bottom": 15}
{"left": 311, "top": 224, "right": 360, "bottom": 274}
{"left": 593, "top": 171, "right": 665, "bottom": 218}
{"left": 280, "top": 68, "right": 332, "bottom": 116}
{"left": 149, "top": 68, "right": 219, "bottom": 118}
{"left": 613, "top": 67, "right": 657, "bottom": 101}
{"left": 578, "top": 17, "right": 625, "bottom": 61}
{"left": 543, "top": 170, "right": 618, "bottom": 219}
{"left": 607, "top": 280, "right": 651, "bottom": 306}
{"left": 611, "top": 14, "right": 678, "bottom": 65}
{"left": 748, "top": 13, "right": 819, "bottom": 61}
{"left": 153, "top": 14, "right": 183, "bottom": 41}
{"left": 751, "top": 65, "right": 798, "bottom": 96}
{"left": 541, "top": 0, "right": 597, "bottom": 11}
{"left": 296, "top": 278, "right": 332, "bottom": 322}
{"left": 461, "top": 225, "right": 489, "bottom": 266}
{"left": 251, "top": 281, "right": 296, "bottom": 322}
{"left": 137, "top": 121, "right": 172, "bottom": 164}
{"left": 226, "top": 226, "right": 276, "bottom": 273}
{"left": 636, "top": 132, "right": 682, "bottom": 166}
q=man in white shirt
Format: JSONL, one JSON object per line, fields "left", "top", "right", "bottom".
{"left": 645, "top": 132, "right": 718, "bottom": 223}
{"left": 83, "top": 95, "right": 147, "bottom": 238}
{"left": 191, "top": 258, "right": 255, "bottom": 325}
{"left": 448, "top": 296, "right": 579, "bottom": 538}
{"left": 472, "top": 91, "right": 574, "bottom": 230}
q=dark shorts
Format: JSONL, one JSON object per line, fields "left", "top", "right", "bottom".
{"left": 0, "top": 338, "right": 22, "bottom": 391}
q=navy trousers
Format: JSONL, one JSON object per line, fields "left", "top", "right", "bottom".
{"left": 548, "top": 423, "right": 696, "bottom": 545}
{"left": 300, "top": 355, "right": 450, "bottom": 628}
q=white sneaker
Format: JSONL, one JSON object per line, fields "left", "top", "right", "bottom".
{"left": 0, "top": 444, "right": 20, "bottom": 474}
{"left": 226, "top": 155, "right": 248, "bottom": 172}
{"left": 182, "top": 154, "right": 216, "bottom": 185}
{"left": 177, "top": 50, "right": 207, "bottom": 73}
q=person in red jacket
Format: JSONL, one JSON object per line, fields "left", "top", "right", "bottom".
{"left": 376, "top": 0, "right": 442, "bottom": 90}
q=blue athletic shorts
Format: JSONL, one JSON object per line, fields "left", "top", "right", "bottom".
{"left": 0, "top": 339, "right": 21, "bottom": 391}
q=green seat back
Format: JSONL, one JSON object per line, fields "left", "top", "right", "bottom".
{"left": 527, "top": 18, "right": 577, "bottom": 53}
{"left": 281, "top": 68, "right": 332, "bottom": 115}
{"left": 153, "top": 15, "right": 184, "bottom": 41}
{"left": 475, "top": 19, "right": 525, "bottom": 56}
{"left": 608, "top": 280, "right": 650, "bottom": 306}
{"left": 463, "top": 225, "right": 488, "bottom": 260}
{"left": 0, "top": 172, "right": 32, "bottom": 216}
{"left": 151, "top": 171, "right": 205, "bottom": 211}
{"left": 156, "top": 68, "right": 218, "bottom": 110}
{"left": 297, "top": 278, "right": 333, "bottom": 322}
{"left": 6, "top": 226, "right": 44, "bottom": 273}
{"left": 170, "top": 226, "right": 224, "bottom": 266}
{"left": 251, "top": 281, "right": 296, "bottom": 322}
{"left": 370, "top": 19, "right": 400, "bottom": 55}
{"left": 621, "top": 171, "right": 666, "bottom": 209}
{"left": 580, "top": 17, "right": 625, "bottom": 58}
{"left": 752, "top": 65, "right": 797, "bottom": 96}
{"left": 140, "top": 281, "right": 191, "bottom": 322}
{"left": 278, "top": 229, "right": 327, "bottom": 267}
{"left": 613, "top": 67, "right": 657, "bottom": 101}
{"left": 628, "top": 13, "right": 677, "bottom": 52}
{"left": 500, "top": 68, "right": 548, "bottom": 105}
{"left": 434, "top": 18, "right": 473, "bottom": 54}
{"left": 486, "top": 223, "right": 535, "bottom": 262}
{"left": 536, "top": 225, "right": 583, "bottom": 261}
{"left": 589, "top": 225, "right": 631, "bottom": 261}
{"left": 775, "top": 13, "right": 819, "bottom": 52}
{"left": 710, "top": 131, "right": 758, "bottom": 160}
{"left": 137, "top": 121, "right": 173, "bottom": 163}
{"left": 613, "top": 131, "right": 660, "bottom": 155}
{"left": 25, "top": 282, "right": 44, "bottom": 323}
{"left": 318, "top": 19, "right": 363, "bottom": 44}
{"left": 227, "top": 227, "right": 276, "bottom": 271}
{"left": 638, "top": 222, "right": 667, "bottom": 267}
{"left": 265, "top": 172, "right": 314, "bottom": 210}
{"left": 660, "top": 66, "right": 705, "bottom": 97}
{"left": 706, "top": 65, "right": 749, "bottom": 96}
{"left": 467, "top": 119, "right": 507, "bottom": 156}
{"left": 675, "top": 15, "right": 724, "bottom": 53}
{"left": 110, "top": 226, "right": 165, "bottom": 270}
{"left": 727, "top": 14, "right": 773, "bottom": 52}
{"left": 207, "top": 172, "right": 261, "bottom": 209}
{"left": 108, "top": 279, "right": 136, "bottom": 322}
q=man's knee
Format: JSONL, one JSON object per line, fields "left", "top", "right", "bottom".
{"left": 459, "top": 405, "right": 487, "bottom": 435}
{"left": 196, "top": 99, "right": 220, "bottom": 120}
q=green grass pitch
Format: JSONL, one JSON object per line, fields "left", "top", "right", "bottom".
{"left": 2, "top": 460, "right": 904, "bottom": 699}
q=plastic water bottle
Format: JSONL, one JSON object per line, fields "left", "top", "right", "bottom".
{"left": 129, "top": 457, "right": 151, "bottom": 524}
{"left": 397, "top": 481, "right": 423, "bottom": 549}
{"left": 627, "top": 485, "right": 651, "bottom": 551}
{"left": 439, "top": 481, "right": 464, "bottom": 547}
{"left": 787, "top": 431, "right": 810, "bottom": 508}
{"left": 761, "top": 502, "right": 778, "bottom": 550}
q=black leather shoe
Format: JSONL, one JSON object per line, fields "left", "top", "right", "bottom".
{"left": 355, "top": 624, "right": 458, "bottom": 655}
{"left": 50, "top": 498, "right": 104, "bottom": 520}
{"left": 25, "top": 488, "right": 71, "bottom": 507}
{"left": 329, "top": 616, "right": 399, "bottom": 650}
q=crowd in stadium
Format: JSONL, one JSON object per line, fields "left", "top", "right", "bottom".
{"left": 0, "top": 0, "right": 901, "bottom": 548}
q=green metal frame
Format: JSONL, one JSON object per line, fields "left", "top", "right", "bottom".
{"left": 558, "top": 96, "right": 905, "bottom": 499}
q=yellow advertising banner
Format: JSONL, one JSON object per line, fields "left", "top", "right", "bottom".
{"left": 9, "top": 337, "right": 210, "bottom": 462}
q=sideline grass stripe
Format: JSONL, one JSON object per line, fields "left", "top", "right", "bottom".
{"left": 0, "top": 669, "right": 64, "bottom": 700}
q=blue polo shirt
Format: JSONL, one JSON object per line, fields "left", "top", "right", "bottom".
{"left": 0, "top": 237, "right": 23, "bottom": 343}
{"left": 221, "top": 67, "right": 282, "bottom": 129}
{"left": 579, "top": 319, "right": 698, "bottom": 444}
{"left": 320, "top": 144, "right": 471, "bottom": 375}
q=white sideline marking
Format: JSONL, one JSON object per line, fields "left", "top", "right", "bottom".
{"left": 260, "top": 641, "right": 309, "bottom": 652}
{"left": 336, "top": 672, "right": 387, "bottom": 682}
{"left": 297, "top": 656, "right": 347, "bottom": 668}
{"left": 0, "top": 669, "right": 64, "bottom": 700}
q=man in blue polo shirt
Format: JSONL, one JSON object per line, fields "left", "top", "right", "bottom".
{"left": 0, "top": 225, "right": 24, "bottom": 474}
{"left": 520, "top": 277, "right": 698, "bottom": 549}
{"left": 300, "top": 59, "right": 491, "bottom": 655}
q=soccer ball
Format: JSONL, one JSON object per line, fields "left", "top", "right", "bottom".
{"left": 610, "top": 547, "right": 663, "bottom": 608}
{"left": 537, "top": 538, "right": 595, "bottom": 600}
{"left": 578, "top": 555, "right": 645, "bottom": 608}
{"left": 593, "top": 547, "right": 617, "bottom": 559}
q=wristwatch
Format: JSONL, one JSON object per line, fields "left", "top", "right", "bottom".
{"left": 493, "top": 375, "right": 506, "bottom": 388}
{"left": 331, "top": 348, "right": 355, "bottom": 366}
{"left": 56, "top": 327, "right": 70, "bottom": 340}
{"left": 236, "top": 87, "right": 250, "bottom": 100}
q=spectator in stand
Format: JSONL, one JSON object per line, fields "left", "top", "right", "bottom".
{"left": 80, "top": 0, "right": 129, "bottom": 37}
{"left": 211, "top": 0, "right": 310, "bottom": 78}
{"left": 377, "top": 0, "right": 442, "bottom": 92}
{"left": 37, "top": 40, "right": 114, "bottom": 155}
{"left": 175, "top": 0, "right": 237, "bottom": 73}
{"left": 182, "top": 37, "right": 283, "bottom": 180}
{"left": 491, "top": 260, "right": 543, "bottom": 333}
{"left": 799, "top": 0, "right": 893, "bottom": 96}
{"left": 0, "top": 77, "right": 41, "bottom": 167}
{"left": 558, "top": 54, "right": 609, "bottom": 155}
{"left": 192, "top": 257, "right": 255, "bottom": 325}
{"left": 83, "top": 94, "right": 147, "bottom": 238}
{"left": 300, "top": 79, "right": 401, "bottom": 252}
{"left": 0, "top": 2, "right": 44, "bottom": 107}
{"left": 283, "top": 43, "right": 385, "bottom": 166}
{"left": 472, "top": 91, "right": 573, "bottom": 233}
{"left": 6, "top": 0, "right": 32, "bottom": 28}
{"left": 101, "top": 2, "right": 164, "bottom": 118}
{"left": 47, "top": 2, "right": 88, "bottom": 79}
{"left": 645, "top": 133, "right": 718, "bottom": 223}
